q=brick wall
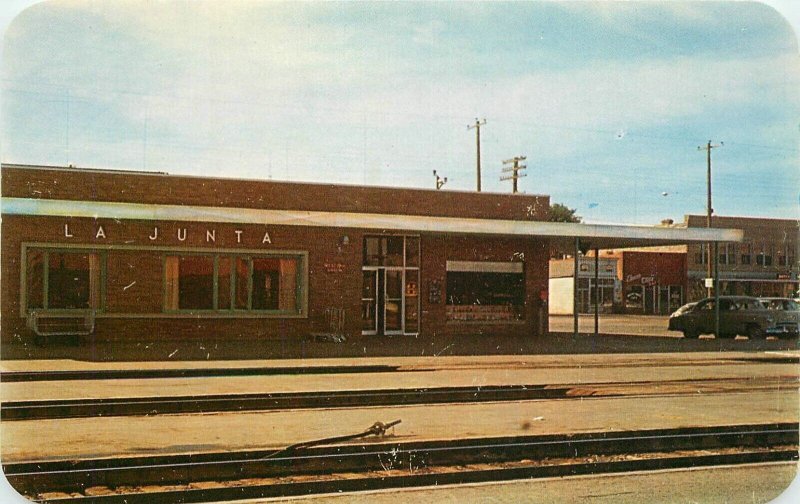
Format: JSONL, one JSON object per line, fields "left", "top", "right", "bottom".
{"left": 1, "top": 164, "right": 550, "bottom": 222}
{"left": 1, "top": 165, "right": 551, "bottom": 352}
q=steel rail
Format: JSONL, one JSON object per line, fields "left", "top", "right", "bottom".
{"left": 0, "top": 364, "right": 403, "bottom": 382}
{"left": 5, "top": 423, "right": 797, "bottom": 502}
{"left": 5, "top": 377, "right": 795, "bottom": 421}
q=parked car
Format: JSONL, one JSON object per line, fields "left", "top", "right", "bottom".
{"left": 668, "top": 296, "right": 774, "bottom": 339}
{"left": 759, "top": 297, "right": 800, "bottom": 339}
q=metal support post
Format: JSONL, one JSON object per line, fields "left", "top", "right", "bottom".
{"left": 714, "top": 241, "right": 720, "bottom": 337}
{"left": 594, "top": 248, "right": 599, "bottom": 337}
{"left": 573, "top": 237, "right": 579, "bottom": 337}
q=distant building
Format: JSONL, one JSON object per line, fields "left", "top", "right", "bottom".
{"left": 602, "top": 248, "right": 687, "bottom": 315}
{"left": 549, "top": 213, "right": 798, "bottom": 315}
{"left": 548, "top": 256, "right": 621, "bottom": 315}
{"left": 683, "top": 215, "right": 799, "bottom": 301}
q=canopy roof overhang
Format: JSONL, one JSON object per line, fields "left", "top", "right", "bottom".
{"left": 1, "top": 197, "right": 743, "bottom": 248}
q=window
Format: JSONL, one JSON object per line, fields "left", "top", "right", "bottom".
{"left": 718, "top": 244, "right": 736, "bottom": 265}
{"left": 740, "top": 242, "right": 752, "bottom": 265}
{"left": 756, "top": 244, "right": 773, "bottom": 267}
{"left": 363, "top": 236, "right": 405, "bottom": 266}
{"left": 695, "top": 244, "right": 708, "bottom": 265}
{"left": 25, "top": 248, "right": 103, "bottom": 312}
{"left": 164, "top": 253, "right": 304, "bottom": 314}
{"left": 165, "top": 256, "right": 214, "bottom": 310}
{"left": 446, "top": 261, "right": 525, "bottom": 321}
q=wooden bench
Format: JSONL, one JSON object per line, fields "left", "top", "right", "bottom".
{"left": 27, "top": 309, "right": 96, "bottom": 345}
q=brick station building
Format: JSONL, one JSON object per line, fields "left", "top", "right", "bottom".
{"left": 1, "top": 164, "right": 553, "bottom": 353}
{"left": 0, "top": 164, "right": 740, "bottom": 358}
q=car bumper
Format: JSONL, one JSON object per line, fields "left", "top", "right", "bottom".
{"left": 766, "top": 323, "right": 799, "bottom": 338}
{"left": 668, "top": 318, "right": 683, "bottom": 331}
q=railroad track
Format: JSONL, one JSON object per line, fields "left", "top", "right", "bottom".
{"left": 4, "top": 376, "right": 795, "bottom": 421}
{"left": 0, "top": 364, "right": 402, "bottom": 382}
{"left": 5, "top": 423, "right": 797, "bottom": 503}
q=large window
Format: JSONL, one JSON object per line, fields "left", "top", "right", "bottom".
{"left": 446, "top": 261, "right": 525, "bottom": 322}
{"left": 165, "top": 253, "right": 304, "bottom": 314}
{"left": 25, "top": 248, "right": 103, "bottom": 312}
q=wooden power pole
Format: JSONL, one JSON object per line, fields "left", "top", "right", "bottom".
{"left": 698, "top": 140, "right": 722, "bottom": 297}
{"left": 501, "top": 156, "right": 527, "bottom": 193}
{"left": 467, "top": 118, "right": 486, "bottom": 192}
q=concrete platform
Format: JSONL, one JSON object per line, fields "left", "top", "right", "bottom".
{"left": 2, "top": 352, "right": 798, "bottom": 402}
{"left": 2, "top": 389, "right": 797, "bottom": 463}
{"left": 2, "top": 363, "right": 798, "bottom": 403}
{"left": 2, "top": 349, "right": 798, "bottom": 373}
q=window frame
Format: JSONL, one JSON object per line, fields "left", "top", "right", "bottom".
{"left": 163, "top": 252, "right": 307, "bottom": 316}
{"left": 20, "top": 243, "right": 308, "bottom": 319}
{"left": 21, "top": 245, "right": 106, "bottom": 315}
{"left": 445, "top": 260, "right": 527, "bottom": 323}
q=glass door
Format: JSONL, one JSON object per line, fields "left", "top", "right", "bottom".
{"left": 384, "top": 269, "right": 404, "bottom": 334}
{"left": 361, "top": 235, "right": 420, "bottom": 336}
{"left": 361, "top": 269, "right": 378, "bottom": 335}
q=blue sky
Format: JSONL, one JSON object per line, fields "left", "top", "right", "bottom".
{"left": 1, "top": 1, "right": 799, "bottom": 225}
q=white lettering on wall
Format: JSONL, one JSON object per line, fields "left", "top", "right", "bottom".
{"left": 58, "top": 222, "right": 275, "bottom": 245}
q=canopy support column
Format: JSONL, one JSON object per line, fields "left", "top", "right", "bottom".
{"left": 714, "top": 240, "right": 720, "bottom": 337}
{"left": 573, "top": 237, "right": 579, "bottom": 337}
{"left": 594, "top": 247, "right": 599, "bottom": 337}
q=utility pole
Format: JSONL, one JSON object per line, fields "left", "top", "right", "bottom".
{"left": 697, "top": 140, "right": 723, "bottom": 297}
{"left": 467, "top": 118, "right": 486, "bottom": 192}
{"left": 432, "top": 170, "right": 448, "bottom": 190}
{"left": 501, "top": 156, "right": 527, "bottom": 193}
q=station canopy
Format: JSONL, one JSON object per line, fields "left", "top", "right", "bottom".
{"left": 2, "top": 197, "right": 743, "bottom": 249}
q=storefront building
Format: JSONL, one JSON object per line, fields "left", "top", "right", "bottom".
{"left": 608, "top": 249, "right": 687, "bottom": 315}
{"left": 548, "top": 257, "right": 621, "bottom": 315}
{"left": 1, "top": 164, "right": 553, "bottom": 353}
{"left": 685, "top": 215, "right": 799, "bottom": 301}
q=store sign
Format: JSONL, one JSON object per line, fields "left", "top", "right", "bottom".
{"left": 626, "top": 273, "right": 656, "bottom": 286}
{"left": 63, "top": 223, "right": 273, "bottom": 245}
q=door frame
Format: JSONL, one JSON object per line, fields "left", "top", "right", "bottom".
{"left": 361, "top": 267, "right": 379, "bottom": 336}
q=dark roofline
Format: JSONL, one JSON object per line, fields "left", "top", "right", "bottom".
{"left": 0, "top": 162, "right": 549, "bottom": 199}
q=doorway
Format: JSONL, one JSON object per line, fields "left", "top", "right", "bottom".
{"left": 361, "top": 236, "right": 419, "bottom": 336}
{"left": 362, "top": 268, "right": 404, "bottom": 335}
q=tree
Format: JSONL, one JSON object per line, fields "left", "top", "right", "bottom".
{"left": 548, "top": 203, "right": 582, "bottom": 259}
{"left": 549, "top": 203, "right": 581, "bottom": 223}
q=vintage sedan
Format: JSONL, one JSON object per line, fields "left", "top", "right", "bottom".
{"left": 668, "top": 296, "right": 774, "bottom": 339}
{"left": 760, "top": 297, "right": 800, "bottom": 339}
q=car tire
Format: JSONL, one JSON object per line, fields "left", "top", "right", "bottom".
{"left": 747, "top": 324, "right": 764, "bottom": 339}
{"left": 683, "top": 329, "right": 700, "bottom": 339}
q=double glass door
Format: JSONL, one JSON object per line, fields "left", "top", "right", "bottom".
{"left": 362, "top": 268, "right": 404, "bottom": 335}
{"left": 361, "top": 235, "right": 419, "bottom": 336}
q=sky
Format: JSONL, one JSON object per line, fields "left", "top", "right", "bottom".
{"left": 1, "top": 0, "right": 799, "bottom": 226}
